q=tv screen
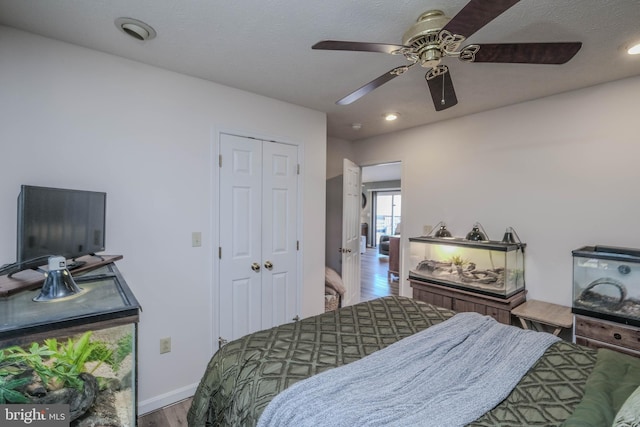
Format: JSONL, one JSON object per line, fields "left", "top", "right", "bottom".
{"left": 17, "top": 185, "right": 106, "bottom": 265}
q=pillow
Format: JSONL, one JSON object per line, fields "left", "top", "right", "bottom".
{"left": 562, "top": 349, "right": 640, "bottom": 427}
{"left": 325, "top": 267, "right": 346, "bottom": 296}
{"left": 613, "top": 384, "right": 640, "bottom": 427}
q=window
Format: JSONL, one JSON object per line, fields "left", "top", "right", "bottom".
{"left": 375, "top": 191, "right": 401, "bottom": 245}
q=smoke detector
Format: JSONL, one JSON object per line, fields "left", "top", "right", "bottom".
{"left": 115, "top": 17, "right": 156, "bottom": 41}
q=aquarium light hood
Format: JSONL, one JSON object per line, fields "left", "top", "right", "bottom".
{"left": 427, "top": 222, "right": 526, "bottom": 247}
{"left": 466, "top": 222, "right": 489, "bottom": 242}
{"left": 426, "top": 221, "right": 489, "bottom": 241}
{"left": 429, "top": 221, "right": 452, "bottom": 238}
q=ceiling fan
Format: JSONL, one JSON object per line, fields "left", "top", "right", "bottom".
{"left": 312, "top": 0, "right": 582, "bottom": 111}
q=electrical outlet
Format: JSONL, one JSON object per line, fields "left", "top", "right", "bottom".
{"left": 423, "top": 225, "right": 433, "bottom": 236}
{"left": 192, "top": 232, "right": 202, "bottom": 247}
{"left": 160, "top": 337, "right": 171, "bottom": 354}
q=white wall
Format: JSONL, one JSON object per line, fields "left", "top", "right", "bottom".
{"left": 326, "top": 137, "right": 354, "bottom": 180}
{"left": 0, "top": 26, "right": 326, "bottom": 413}
{"left": 352, "top": 76, "right": 640, "bottom": 307}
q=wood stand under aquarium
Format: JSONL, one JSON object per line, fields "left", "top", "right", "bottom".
{"left": 410, "top": 279, "right": 526, "bottom": 325}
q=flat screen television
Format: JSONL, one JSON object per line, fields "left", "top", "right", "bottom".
{"left": 17, "top": 185, "right": 106, "bottom": 268}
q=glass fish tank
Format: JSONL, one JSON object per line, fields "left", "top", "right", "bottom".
{"left": 409, "top": 236, "right": 526, "bottom": 298}
{"left": 572, "top": 245, "right": 640, "bottom": 326}
{"left": 0, "top": 260, "right": 140, "bottom": 426}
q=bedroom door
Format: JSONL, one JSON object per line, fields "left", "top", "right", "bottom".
{"left": 218, "top": 133, "right": 299, "bottom": 343}
{"left": 341, "top": 159, "right": 361, "bottom": 305}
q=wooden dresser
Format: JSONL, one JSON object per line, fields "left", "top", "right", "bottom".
{"left": 388, "top": 236, "right": 400, "bottom": 280}
{"left": 574, "top": 315, "right": 640, "bottom": 357}
{"left": 410, "top": 279, "right": 526, "bottom": 325}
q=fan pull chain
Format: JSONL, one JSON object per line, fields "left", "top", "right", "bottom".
{"left": 441, "top": 73, "right": 446, "bottom": 105}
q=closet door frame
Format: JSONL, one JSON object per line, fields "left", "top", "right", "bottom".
{"left": 215, "top": 131, "right": 302, "bottom": 347}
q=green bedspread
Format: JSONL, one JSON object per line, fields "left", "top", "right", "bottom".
{"left": 187, "top": 296, "right": 597, "bottom": 426}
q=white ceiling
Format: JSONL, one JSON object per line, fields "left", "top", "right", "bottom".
{"left": 1, "top": 1, "right": 639, "bottom": 141}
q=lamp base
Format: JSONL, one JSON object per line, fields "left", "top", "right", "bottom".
{"left": 33, "top": 256, "right": 84, "bottom": 302}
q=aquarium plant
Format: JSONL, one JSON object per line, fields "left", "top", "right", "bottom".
{"left": 0, "top": 331, "right": 120, "bottom": 394}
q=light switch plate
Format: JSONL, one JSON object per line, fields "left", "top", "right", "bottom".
{"left": 160, "top": 337, "right": 171, "bottom": 354}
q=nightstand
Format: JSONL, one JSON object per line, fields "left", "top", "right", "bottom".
{"left": 511, "top": 300, "right": 573, "bottom": 336}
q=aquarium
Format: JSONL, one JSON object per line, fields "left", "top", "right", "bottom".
{"left": 0, "top": 262, "right": 139, "bottom": 426}
{"left": 572, "top": 245, "right": 640, "bottom": 326}
{"left": 409, "top": 236, "right": 526, "bottom": 298}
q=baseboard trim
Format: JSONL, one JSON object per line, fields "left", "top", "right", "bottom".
{"left": 138, "top": 383, "right": 198, "bottom": 415}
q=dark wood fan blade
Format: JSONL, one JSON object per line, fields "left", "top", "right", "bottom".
{"left": 426, "top": 70, "right": 458, "bottom": 111}
{"left": 312, "top": 40, "right": 408, "bottom": 54}
{"left": 442, "top": 0, "right": 520, "bottom": 39}
{"left": 470, "top": 42, "right": 582, "bottom": 64}
{"left": 336, "top": 64, "right": 415, "bottom": 105}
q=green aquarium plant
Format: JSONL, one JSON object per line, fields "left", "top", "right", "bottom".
{"left": 110, "top": 333, "right": 133, "bottom": 374}
{"left": 449, "top": 255, "right": 469, "bottom": 267}
{"left": 2, "top": 331, "right": 114, "bottom": 392}
{"left": 43, "top": 331, "right": 113, "bottom": 390}
{"left": 0, "top": 349, "right": 31, "bottom": 403}
{"left": 0, "top": 376, "right": 31, "bottom": 404}
{"left": 2, "top": 342, "right": 56, "bottom": 389}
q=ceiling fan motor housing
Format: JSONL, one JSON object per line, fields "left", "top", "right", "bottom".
{"left": 402, "top": 10, "right": 450, "bottom": 68}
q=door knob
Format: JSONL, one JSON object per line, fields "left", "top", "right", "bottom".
{"left": 251, "top": 262, "right": 261, "bottom": 272}
{"left": 264, "top": 261, "right": 273, "bottom": 270}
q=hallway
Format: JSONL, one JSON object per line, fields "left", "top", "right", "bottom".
{"left": 360, "top": 247, "right": 399, "bottom": 302}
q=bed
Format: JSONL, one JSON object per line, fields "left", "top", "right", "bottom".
{"left": 187, "top": 296, "right": 640, "bottom": 426}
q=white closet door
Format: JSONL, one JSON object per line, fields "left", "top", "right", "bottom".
{"left": 219, "top": 134, "right": 299, "bottom": 343}
{"left": 261, "top": 141, "right": 299, "bottom": 327}
{"left": 219, "top": 134, "right": 263, "bottom": 341}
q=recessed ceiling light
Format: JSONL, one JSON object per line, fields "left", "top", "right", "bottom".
{"left": 628, "top": 42, "right": 640, "bottom": 55}
{"left": 384, "top": 113, "right": 399, "bottom": 121}
{"left": 115, "top": 17, "right": 156, "bottom": 41}
{"left": 351, "top": 123, "right": 362, "bottom": 130}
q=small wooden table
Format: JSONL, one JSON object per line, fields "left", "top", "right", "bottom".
{"left": 511, "top": 299, "right": 573, "bottom": 336}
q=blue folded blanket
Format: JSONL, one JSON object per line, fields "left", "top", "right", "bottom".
{"left": 258, "top": 311, "right": 559, "bottom": 427}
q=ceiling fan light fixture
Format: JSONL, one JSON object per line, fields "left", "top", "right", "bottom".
{"left": 627, "top": 42, "right": 640, "bottom": 55}
{"left": 115, "top": 17, "right": 156, "bottom": 41}
{"left": 313, "top": 1, "right": 582, "bottom": 113}
{"left": 402, "top": 10, "right": 451, "bottom": 68}
{"left": 384, "top": 113, "right": 399, "bottom": 121}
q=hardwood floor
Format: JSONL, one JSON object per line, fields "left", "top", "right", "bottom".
{"left": 360, "top": 247, "right": 399, "bottom": 302}
{"left": 138, "top": 397, "right": 192, "bottom": 426}
{"left": 138, "top": 248, "right": 396, "bottom": 426}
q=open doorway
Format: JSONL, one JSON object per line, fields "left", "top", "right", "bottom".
{"left": 360, "top": 162, "right": 401, "bottom": 302}
{"left": 375, "top": 191, "right": 402, "bottom": 248}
